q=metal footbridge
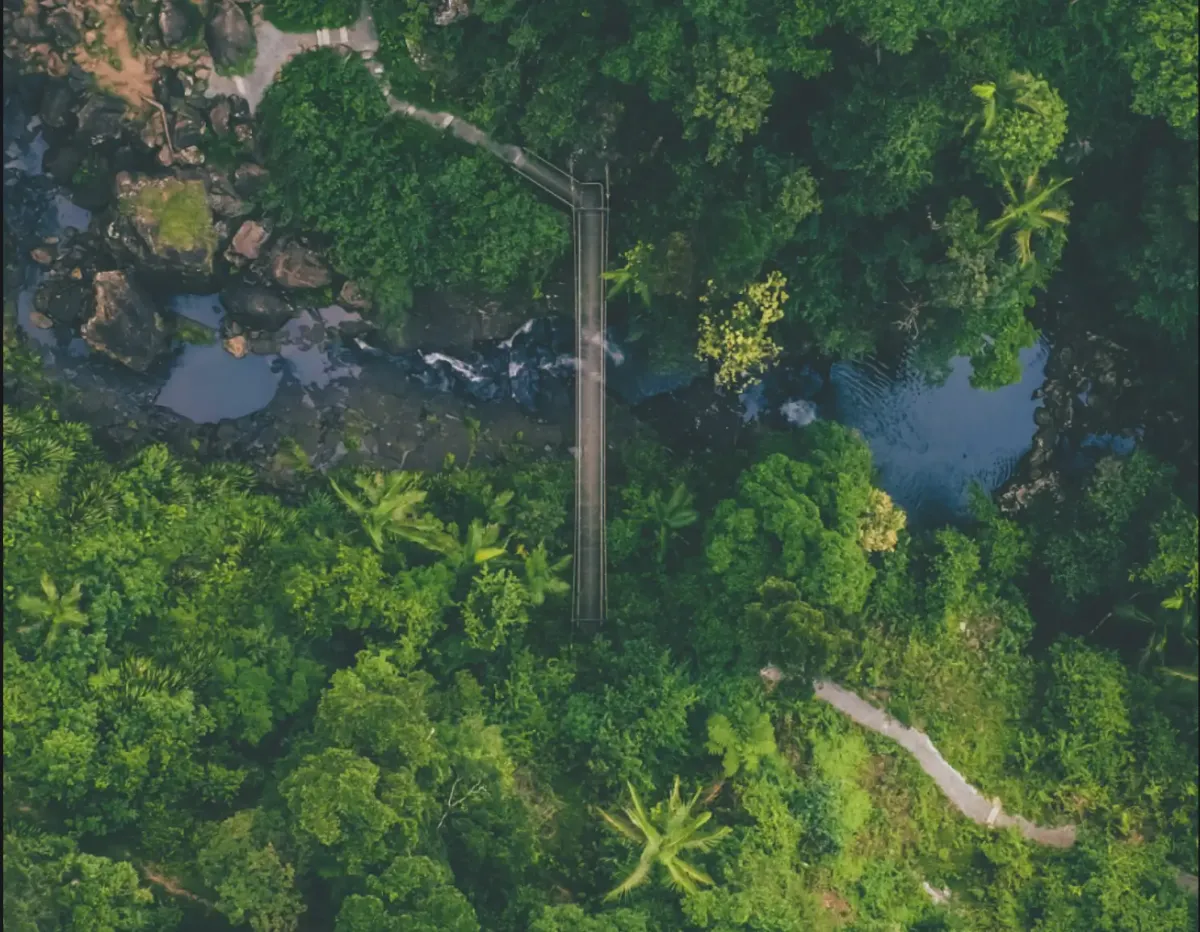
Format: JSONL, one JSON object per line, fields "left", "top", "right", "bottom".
{"left": 383, "top": 94, "right": 609, "bottom": 626}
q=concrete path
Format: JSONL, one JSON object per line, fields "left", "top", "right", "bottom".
{"left": 814, "top": 681, "right": 1199, "bottom": 893}
{"left": 813, "top": 680, "right": 1078, "bottom": 846}
{"left": 205, "top": 8, "right": 379, "bottom": 113}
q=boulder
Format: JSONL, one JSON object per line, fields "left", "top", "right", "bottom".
{"left": 11, "top": 15, "right": 47, "bottom": 41}
{"left": 207, "top": 96, "right": 231, "bottom": 135}
{"left": 45, "top": 9, "right": 81, "bottom": 49}
{"left": 152, "top": 66, "right": 186, "bottom": 106}
{"left": 338, "top": 280, "right": 371, "bottom": 310}
{"left": 205, "top": 0, "right": 255, "bottom": 74}
{"left": 169, "top": 102, "right": 207, "bottom": 149}
{"left": 158, "top": 0, "right": 200, "bottom": 47}
{"left": 111, "top": 173, "right": 217, "bottom": 279}
{"left": 231, "top": 161, "right": 268, "bottom": 199}
{"left": 83, "top": 271, "right": 170, "bottom": 372}
{"left": 38, "top": 78, "right": 75, "bottom": 128}
{"left": 206, "top": 169, "right": 250, "bottom": 218}
{"left": 270, "top": 239, "right": 331, "bottom": 290}
{"left": 434, "top": 0, "right": 470, "bottom": 26}
{"left": 221, "top": 281, "right": 296, "bottom": 330}
{"left": 223, "top": 334, "right": 248, "bottom": 357}
{"left": 34, "top": 277, "right": 92, "bottom": 326}
{"left": 75, "top": 93, "right": 127, "bottom": 147}
{"left": 176, "top": 145, "right": 205, "bottom": 166}
{"left": 230, "top": 219, "right": 270, "bottom": 259}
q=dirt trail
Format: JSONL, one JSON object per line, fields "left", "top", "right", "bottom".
{"left": 70, "top": 0, "right": 203, "bottom": 106}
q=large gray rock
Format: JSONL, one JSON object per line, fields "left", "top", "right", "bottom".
{"left": 159, "top": 0, "right": 201, "bottom": 47}
{"left": 205, "top": 169, "right": 251, "bottom": 219}
{"left": 83, "top": 271, "right": 171, "bottom": 372}
{"left": 231, "top": 161, "right": 268, "bottom": 199}
{"left": 169, "top": 102, "right": 208, "bottom": 149}
{"left": 221, "top": 281, "right": 296, "bottom": 330}
{"left": 35, "top": 277, "right": 93, "bottom": 327}
{"left": 206, "top": 0, "right": 255, "bottom": 74}
{"left": 45, "top": 9, "right": 82, "bottom": 50}
{"left": 270, "top": 239, "right": 331, "bottom": 290}
{"left": 39, "top": 79, "right": 76, "bottom": 129}
{"left": 75, "top": 94, "right": 127, "bottom": 147}
{"left": 230, "top": 219, "right": 270, "bottom": 259}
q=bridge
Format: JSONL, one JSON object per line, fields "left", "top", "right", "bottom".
{"left": 212, "top": 12, "right": 610, "bottom": 627}
{"left": 381, "top": 96, "right": 610, "bottom": 627}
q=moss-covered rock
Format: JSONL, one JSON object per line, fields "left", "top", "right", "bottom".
{"left": 112, "top": 173, "right": 218, "bottom": 282}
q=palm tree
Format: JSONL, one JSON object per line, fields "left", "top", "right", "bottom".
{"left": 965, "top": 71, "right": 1056, "bottom": 137}
{"left": 16, "top": 573, "right": 88, "bottom": 647}
{"left": 445, "top": 518, "right": 508, "bottom": 570}
{"left": 329, "top": 471, "right": 455, "bottom": 554}
{"left": 649, "top": 484, "right": 699, "bottom": 564}
{"left": 984, "top": 171, "right": 1071, "bottom": 266}
{"left": 596, "top": 776, "right": 732, "bottom": 900}
{"left": 523, "top": 543, "right": 572, "bottom": 606}
{"left": 1112, "top": 588, "right": 1198, "bottom": 680}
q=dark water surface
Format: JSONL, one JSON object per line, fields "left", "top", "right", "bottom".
{"left": 5, "top": 95, "right": 1064, "bottom": 516}
{"left": 829, "top": 342, "right": 1050, "bottom": 523}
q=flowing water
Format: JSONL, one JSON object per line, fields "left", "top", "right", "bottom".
{"left": 4, "top": 82, "right": 1075, "bottom": 515}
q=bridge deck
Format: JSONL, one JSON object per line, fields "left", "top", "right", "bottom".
{"left": 572, "top": 183, "right": 607, "bottom": 625}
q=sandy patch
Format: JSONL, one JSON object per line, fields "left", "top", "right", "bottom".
{"left": 70, "top": 0, "right": 209, "bottom": 108}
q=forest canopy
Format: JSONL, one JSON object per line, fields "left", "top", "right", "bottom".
{"left": 3, "top": 404, "right": 1196, "bottom": 930}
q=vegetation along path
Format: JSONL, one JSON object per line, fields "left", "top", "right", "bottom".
{"left": 207, "top": 6, "right": 1197, "bottom": 894}
{"left": 209, "top": 7, "right": 610, "bottom": 625}
{"left": 813, "top": 679, "right": 1199, "bottom": 893}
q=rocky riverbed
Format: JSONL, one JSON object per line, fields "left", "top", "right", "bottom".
{"left": 1, "top": 16, "right": 1153, "bottom": 518}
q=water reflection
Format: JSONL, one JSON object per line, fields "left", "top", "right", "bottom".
{"left": 830, "top": 341, "right": 1050, "bottom": 523}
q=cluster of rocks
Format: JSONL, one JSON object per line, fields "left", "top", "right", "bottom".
{"left": 6, "top": 60, "right": 378, "bottom": 375}
{"left": 3, "top": 0, "right": 256, "bottom": 79}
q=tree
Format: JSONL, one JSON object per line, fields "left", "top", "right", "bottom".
{"left": 1121, "top": 0, "right": 1199, "bottom": 139}
{"left": 16, "top": 573, "right": 87, "bottom": 647}
{"left": 521, "top": 543, "right": 571, "bottom": 606}
{"left": 596, "top": 776, "right": 732, "bottom": 900}
{"left": 196, "top": 811, "right": 306, "bottom": 932}
{"left": 696, "top": 271, "right": 788, "bottom": 391}
{"left": 705, "top": 431, "right": 880, "bottom": 614}
{"left": 334, "top": 856, "right": 479, "bottom": 932}
{"left": 984, "top": 171, "right": 1072, "bottom": 267}
{"left": 648, "top": 483, "right": 699, "bottom": 564}
{"left": 330, "top": 471, "right": 455, "bottom": 555}
{"left": 858, "top": 489, "right": 906, "bottom": 553}
{"left": 966, "top": 72, "right": 1069, "bottom": 180}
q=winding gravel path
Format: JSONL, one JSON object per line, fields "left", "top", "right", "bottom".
{"left": 814, "top": 680, "right": 1198, "bottom": 894}
{"left": 813, "top": 680, "right": 1076, "bottom": 846}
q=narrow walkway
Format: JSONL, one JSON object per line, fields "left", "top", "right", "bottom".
{"left": 211, "top": 7, "right": 608, "bottom": 625}
{"left": 814, "top": 680, "right": 1199, "bottom": 894}
{"left": 813, "top": 680, "right": 1076, "bottom": 846}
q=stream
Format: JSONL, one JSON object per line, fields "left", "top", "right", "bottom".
{"left": 3, "top": 63, "right": 1134, "bottom": 522}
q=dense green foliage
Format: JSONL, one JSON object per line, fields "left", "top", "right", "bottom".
{"left": 258, "top": 51, "right": 570, "bottom": 325}
{"left": 4, "top": 405, "right": 1195, "bottom": 929}
{"left": 7, "top": 0, "right": 1199, "bottom": 924}
{"left": 264, "top": 0, "right": 361, "bottom": 32}
{"left": 321, "top": 0, "right": 1195, "bottom": 389}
